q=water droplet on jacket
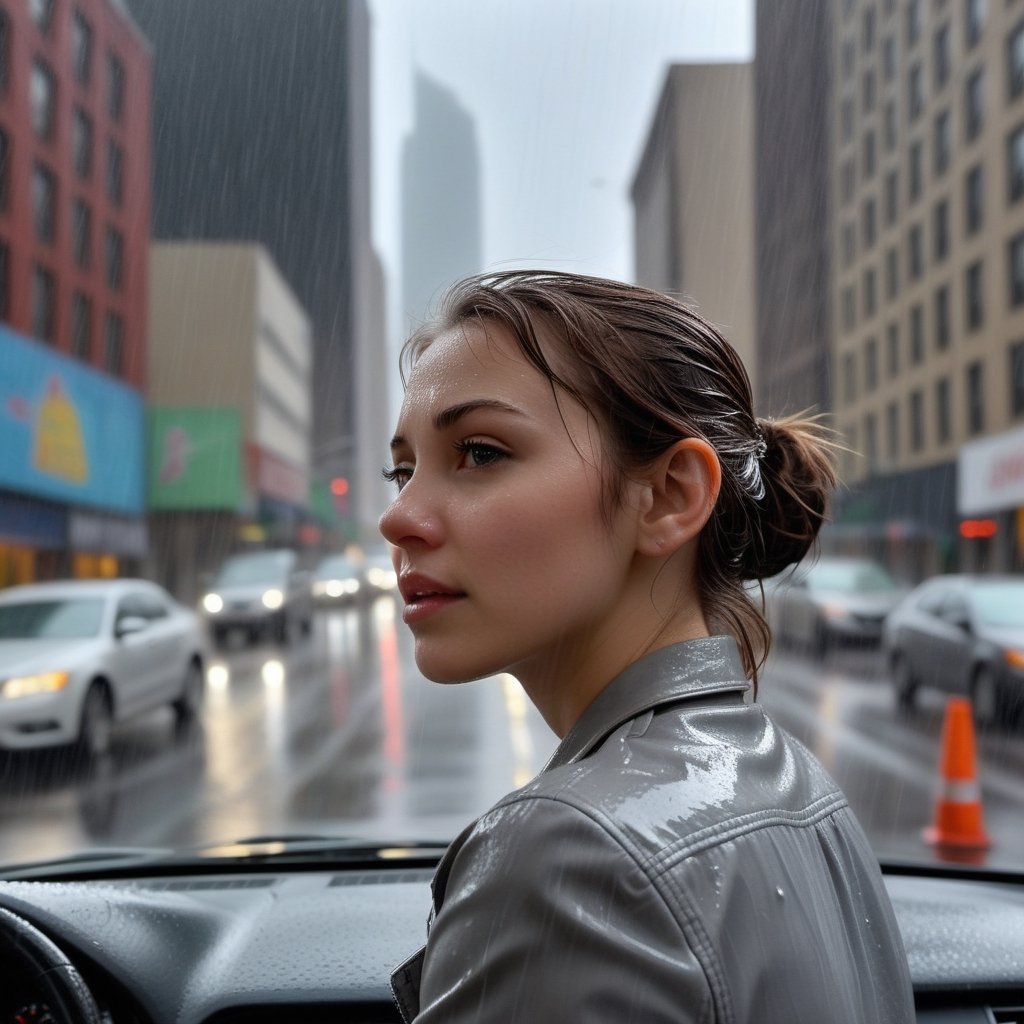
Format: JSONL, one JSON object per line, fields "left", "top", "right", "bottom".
{"left": 775, "top": 886, "right": 785, "bottom": 900}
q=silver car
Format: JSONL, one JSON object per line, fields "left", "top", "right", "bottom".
{"left": 0, "top": 579, "right": 206, "bottom": 756}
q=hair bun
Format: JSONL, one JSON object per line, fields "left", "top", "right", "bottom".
{"left": 740, "top": 415, "right": 838, "bottom": 580}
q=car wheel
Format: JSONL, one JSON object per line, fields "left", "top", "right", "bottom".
{"left": 78, "top": 683, "right": 113, "bottom": 759}
{"left": 813, "top": 619, "right": 830, "bottom": 660}
{"left": 173, "top": 661, "right": 204, "bottom": 721}
{"left": 273, "top": 613, "right": 289, "bottom": 644}
{"left": 892, "top": 652, "right": 917, "bottom": 713}
{"left": 972, "top": 667, "right": 1004, "bottom": 731}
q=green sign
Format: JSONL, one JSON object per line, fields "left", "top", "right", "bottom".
{"left": 148, "top": 407, "right": 243, "bottom": 510}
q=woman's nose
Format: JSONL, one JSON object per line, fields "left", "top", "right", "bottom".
{"left": 378, "top": 481, "right": 444, "bottom": 549}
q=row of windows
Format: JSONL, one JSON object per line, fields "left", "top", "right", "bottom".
{"left": 844, "top": 345, "right": 1024, "bottom": 474}
{"left": 71, "top": 109, "right": 125, "bottom": 202}
{"left": 841, "top": 0, "right": 983, "bottom": 61}
{"left": 14, "top": 1, "right": 126, "bottom": 121}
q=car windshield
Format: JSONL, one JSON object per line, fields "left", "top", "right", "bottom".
{"left": 0, "top": 0, "right": 1023, "bottom": 885}
{"left": 809, "top": 563, "right": 898, "bottom": 593}
{"left": 972, "top": 584, "right": 1024, "bottom": 628}
{"left": 0, "top": 600, "right": 105, "bottom": 640}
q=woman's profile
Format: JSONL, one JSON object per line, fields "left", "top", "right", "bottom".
{"left": 380, "top": 270, "right": 915, "bottom": 1023}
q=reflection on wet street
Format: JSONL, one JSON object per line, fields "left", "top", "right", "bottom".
{"left": 1, "top": 603, "right": 1023, "bottom": 872}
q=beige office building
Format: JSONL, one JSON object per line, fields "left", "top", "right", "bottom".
{"left": 631, "top": 63, "right": 758, "bottom": 390}
{"left": 831, "top": 0, "right": 1024, "bottom": 574}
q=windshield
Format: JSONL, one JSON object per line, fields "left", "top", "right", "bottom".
{"left": 0, "top": 0, "right": 1022, "bottom": 882}
{"left": 0, "top": 600, "right": 105, "bottom": 640}
{"left": 972, "top": 584, "right": 1024, "bottom": 628}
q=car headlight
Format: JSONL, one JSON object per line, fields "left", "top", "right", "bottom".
{"left": 367, "top": 567, "right": 397, "bottom": 589}
{"left": 1005, "top": 648, "right": 1024, "bottom": 670}
{"left": 1, "top": 671, "right": 70, "bottom": 700}
{"left": 262, "top": 588, "right": 284, "bottom": 609}
{"left": 202, "top": 593, "right": 224, "bottom": 614}
{"left": 821, "top": 603, "right": 849, "bottom": 620}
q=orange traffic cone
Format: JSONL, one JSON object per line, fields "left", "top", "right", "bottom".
{"left": 923, "top": 696, "right": 990, "bottom": 853}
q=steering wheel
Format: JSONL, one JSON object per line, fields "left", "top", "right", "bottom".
{"left": 0, "top": 906, "right": 102, "bottom": 1023}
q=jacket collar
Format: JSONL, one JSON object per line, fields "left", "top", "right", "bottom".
{"left": 542, "top": 635, "right": 750, "bottom": 772}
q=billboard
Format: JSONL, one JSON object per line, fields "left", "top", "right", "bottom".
{"left": 0, "top": 326, "right": 144, "bottom": 513}
{"left": 148, "top": 407, "right": 243, "bottom": 510}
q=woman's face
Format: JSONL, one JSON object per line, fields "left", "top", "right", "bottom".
{"left": 378, "top": 321, "right": 644, "bottom": 687}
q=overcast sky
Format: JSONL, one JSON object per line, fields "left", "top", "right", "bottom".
{"left": 368, "top": 0, "right": 753, "bottom": 338}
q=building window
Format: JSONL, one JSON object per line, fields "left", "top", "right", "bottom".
{"left": 909, "top": 64, "right": 925, "bottom": 122}
{"left": 1010, "top": 340, "right": 1024, "bottom": 418}
{"left": 863, "top": 5, "right": 876, "bottom": 52}
{"left": 72, "top": 109, "right": 92, "bottom": 179}
{"left": 908, "top": 224, "right": 924, "bottom": 281}
{"left": 72, "top": 11, "right": 93, "bottom": 86}
{"left": 865, "top": 336, "right": 879, "bottom": 390}
{"left": 0, "top": 129, "right": 8, "bottom": 212}
{"left": 884, "top": 34, "right": 897, "bottom": 81}
{"left": 29, "top": 0, "right": 54, "bottom": 33}
{"left": 934, "top": 110, "right": 951, "bottom": 176}
{"left": 863, "top": 130, "right": 876, "bottom": 179}
{"left": 910, "top": 389, "right": 925, "bottom": 452}
{"left": 907, "top": 0, "right": 921, "bottom": 46}
{"left": 966, "top": 361, "right": 985, "bottom": 435}
{"left": 933, "top": 200, "right": 949, "bottom": 262}
{"left": 863, "top": 69, "right": 876, "bottom": 112}
{"left": 887, "top": 322, "right": 900, "bottom": 375}
{"left": 72, "top": 199, "right": 91, "bottom": 269}
{"left": 1011, "top": 233, "right": 1024, "bottom": 307}
{"left": 933, "top": 23, "right": 951, "bottom": 89}
{"left": 966, "top": 0, "right": 985, "bottom": 50}
{"left": 1010, "top": 124, "right": 1024, "bottom": 203}
{"left": 1010, "top": 20, "right": 1024, "bottom": 100}
{"left": 32, "top": 165, "right": 55, "bottom": 244}
{"left": 843, "top": 38, "right": 855, "bottom": 80}
{"left": 106, "top": 140, "right": 123, "bottom": 206}
{"left": 864, "top": 413, "right": 878, "bottom": 471}
{"left": 910, "top": 304, "right": 925, "bottom": 364}
{"left": 966, "top": 260, "right": 984, "bottom": 330}
{"left": 106, "top": 52, "right": 125, "bottom": 122}
{"left": 884, "top": 99, "right": 898, "bottom": 151}
{"left": 965, "top": 69, "right": 985, "bottom": 142}
{"left": 843, "top": 222, "right": 856, "bottom": 267}
{"left": 30, "top": 60, "right": 56, "bottom": 140}
{"left": 887, "top": 401, "right": 901, "bottom": 463}
{"left": 31, "top": 265, "right": 55, "bottom": 343}
{"left": 844, "top": 351, "right": 857, "bottom": 403}
{"left": 863, "top": 267, "right": 877, "bottom": 317}
{"left": 0, "top": 11, "right": 9, "bottom": 95}
{"left": 885, "top": 169, "right": 899, "bottom": 225}
{"left": 935, "top": 285, "right": 950, "bottom": 349}
{"left": 886, "top": 246, "right": 900, "bottom": 298}
{"left": 104, "top": 312, "right": 124, "bottom": 375}
{"left": 842, "top": 286, "right": 857, "bottom": 331}
{"left": 71, "top": 291, "right": 92, "bottom": 360}
{"left": 936, "top": 376, "right": 952, "bottom": 444}
{"left": 909, "top": 139, "right": 924, "bottom": 202}
{"left": 965, "top": 163, "right": 984, "bottom": 235}
{"left": 841, "top": 97, "right": 855, "bottom": 142}
{"left": 863, "top": 197, "right": 877, "bottom": 249}
{"left": 842, "top": 158, "right": 856, "bottom": 205}
{"left": 105, "top": 227, "right": 123, "bottom": 291}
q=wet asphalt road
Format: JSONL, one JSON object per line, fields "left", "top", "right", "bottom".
{"left": 0, "top": 597, "right": 1020, "bottom": 871}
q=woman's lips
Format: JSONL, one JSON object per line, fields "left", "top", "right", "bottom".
{"left": 401, "top": 590, "right": 466, "bottom": 624}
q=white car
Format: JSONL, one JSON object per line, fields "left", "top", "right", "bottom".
{"left": 0, "top": 579, "right": 207, "bottom": 757}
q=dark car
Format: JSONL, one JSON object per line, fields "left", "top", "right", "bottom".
{"left": 767, "top": 557, "right": 904, "bottom": 656}
{"left": 883, "top": 575, "right": 1024, "bottom": 728}
{"left": 199, "top": 549, "right": 313, "bottom": 645}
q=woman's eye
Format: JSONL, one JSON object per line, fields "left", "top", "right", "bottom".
{"left": 382, "top": 464, "right": 413, "bottom": 491}
{"left": 454, "top": 440, "right": 508, "bottom": 469}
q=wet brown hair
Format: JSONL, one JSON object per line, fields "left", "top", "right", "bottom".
{"left": 402, "top": 270, "right": 837, "bottom": 686}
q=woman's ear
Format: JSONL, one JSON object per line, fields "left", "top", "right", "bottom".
{"left": 636, "top": 438, "right": 721, "bottom": 557}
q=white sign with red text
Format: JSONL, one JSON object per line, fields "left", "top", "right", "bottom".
{"left": 958, "top": 423, "right": 1024, "bottom": 515}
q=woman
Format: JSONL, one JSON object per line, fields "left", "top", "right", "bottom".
{"left": 380, "top": 270, "right": 914, "bottom": 1023}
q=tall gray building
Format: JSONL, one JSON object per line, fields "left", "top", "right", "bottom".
{"left": 401, "top": 72, "right": 483, "bottom": 333}
{"left": 754, "top": 0, "right": 833, "bottom": 419}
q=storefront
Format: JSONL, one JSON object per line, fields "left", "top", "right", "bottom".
{"left": 0, "top": 326, "right": 146, "bottom": 586}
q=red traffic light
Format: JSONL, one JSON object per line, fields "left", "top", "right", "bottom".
{"left": 330, "top": 477, "right": 349, "bottom": 497}
{"left": 959, "top": 518, "right": 997, "bottom": 539}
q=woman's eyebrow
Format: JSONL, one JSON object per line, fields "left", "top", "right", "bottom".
{"left": 390, "top": 399, "right": 526, "bottom": 451}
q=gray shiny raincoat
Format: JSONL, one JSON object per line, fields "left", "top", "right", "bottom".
{"left": 391, "top": 635, "right": 915, "bottom": 1023}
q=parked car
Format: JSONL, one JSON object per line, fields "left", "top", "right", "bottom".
{"left": 767, "top": 556, "right": 904, "bottom": 656}
{"left": 200, "top": 549, "right": 313, "bottom": 645}
{"left": 361, "top": 548, "right": 398, "bottom": 597}
{"left": 0, "top": 579, "right": 206, "bottom": 757}
{"left": 311, "top": 552, "right": 363, "bottom": 605}
{"left": 883, "top": 574, "right": 1024, "bottom": 728}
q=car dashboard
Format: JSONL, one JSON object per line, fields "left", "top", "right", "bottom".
{"left": 1, "top": 861, "right": 1023, "bottom": 1023}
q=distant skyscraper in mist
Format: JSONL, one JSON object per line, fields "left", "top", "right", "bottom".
{"left": 401, "top": 72, "right": 483, "bottom": 333}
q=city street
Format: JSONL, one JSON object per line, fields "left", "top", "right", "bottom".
{"left": 0, "top": 598, "right": 1020, "bottom": 872}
